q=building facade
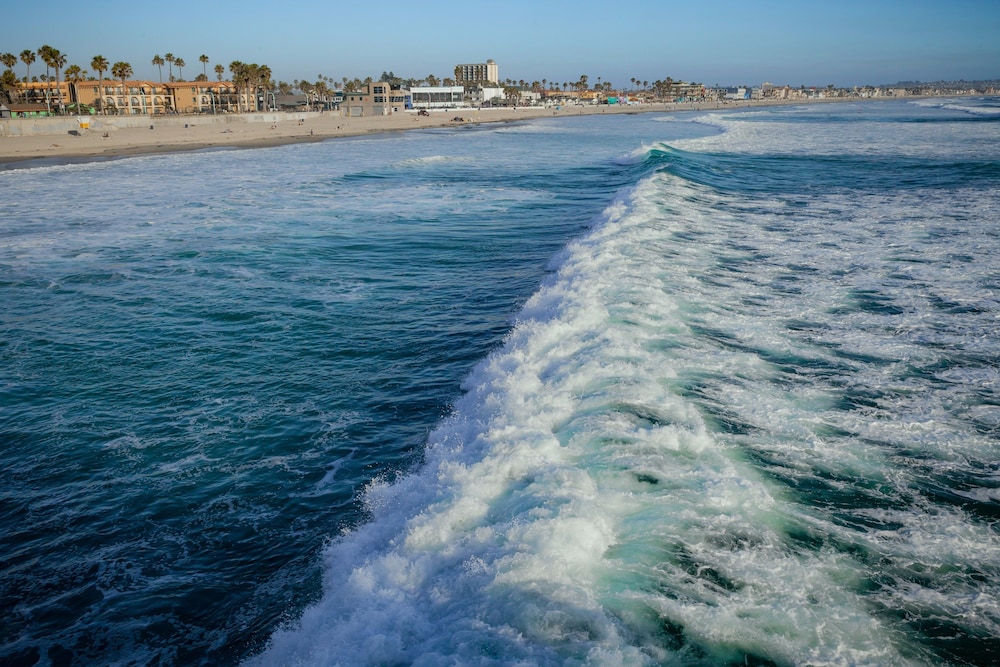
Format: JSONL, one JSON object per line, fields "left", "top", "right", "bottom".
{"left": 342, "top": 82, "right": 408, "bottom": 116}
{"left": 410, "top": 86, "right": 466, "bottom": 109}
{"left": 164, "top": 81, "right": 246, "bottom": 113}
{"left": 454, "top": 60, "right": 498, "bottom": 85}
{"left": 14, "top": 79, "right": 256, "bottom": 115}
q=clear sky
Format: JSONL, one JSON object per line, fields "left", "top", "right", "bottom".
{"left": 3, "top": 0, "right": 998, "bottom": 88}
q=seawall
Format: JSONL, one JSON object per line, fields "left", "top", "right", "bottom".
{"left": 0, "top": 111, "right": 335, "bottom": 137}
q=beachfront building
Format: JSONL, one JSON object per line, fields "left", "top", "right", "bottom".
{"left": 164, "top": 81, "right": 253, "bottom": 114}
{"left": 15, "top": 79, "right": 169, "bottom": 115}
{"left": 14, "top": 79, "right": 253, "bottom": 115}
{"left": 16, "top": 80, "right": 75, "bottom": 114}
{"left": 410, "top": 86, "right": 466, "bottom": 110}
{"left": 718, "top": 86, "right": 750, "bottom": 101}
{"left": 650, "top": 80, "right": 705, "bottom": 102}
{"left": 100, "top": 81, "right": 170, "bottom": 115}
{"left": 454, "top": 60, "right": 499, "bottom": 86}
{"left": 542, "top": 90, "right": 583, "bottom": 106}
{"left": 342, "top": 82, "right": 408, "bottom": 117}
{"left": 466, "top": 86, "right": 506, "bottom": 107}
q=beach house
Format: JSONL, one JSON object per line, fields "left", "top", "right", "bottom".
{"left": 341, "top": 82, "right": 408, "bottom": 117}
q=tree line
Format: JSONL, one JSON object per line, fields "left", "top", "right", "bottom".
{"left": 0, "top": 46, "right": 277, "bottom": 113}
{"left": 2, "top": 44, "right": 696, "bottom": 111}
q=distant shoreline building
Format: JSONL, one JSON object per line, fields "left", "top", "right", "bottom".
{"left": 342, "top": 82, "right": 408, "bottom": 116}
{"left": 12, "top": 79, "right": 254, "bottom": 115}
{"left": 455, "top": 60, "right": 499, "bottom": 86}
{"left": 410, "top": 86, "right": 465, "bottom": 109}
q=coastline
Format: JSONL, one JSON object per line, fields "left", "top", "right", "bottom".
{"left": 0, "top": 98, "right": 858, "bottom": 168}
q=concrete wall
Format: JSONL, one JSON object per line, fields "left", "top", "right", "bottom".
{"left": 0, "top": 111, "right": 339, "bottom": 137}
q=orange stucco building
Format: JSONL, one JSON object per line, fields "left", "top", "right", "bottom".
{"left": 15, "top": 79, "right": 254, "bottom": 115}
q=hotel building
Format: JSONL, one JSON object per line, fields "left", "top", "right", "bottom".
{"left": 13, "top": 79, "right": 256, "bottom": 116}
{"left": 454, "top": 60, "right": 499, "bottom": 85}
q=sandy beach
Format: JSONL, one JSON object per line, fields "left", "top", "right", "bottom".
{"left": 0, "top": 101, "right": 771, "bottom": 167}
{"left": 0, "top": 105, "right": 625, "bottom": 166}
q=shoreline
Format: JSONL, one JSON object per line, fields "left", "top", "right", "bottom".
{"left": 0, "top": 98, "right": 875, "bottom": 169}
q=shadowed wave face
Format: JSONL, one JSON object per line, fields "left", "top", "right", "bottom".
{"left": 2, "top": 99, "right": 999, "bottom": 666}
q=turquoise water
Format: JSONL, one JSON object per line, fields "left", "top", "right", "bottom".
{"left": 2, "top": 100, "right": 999, "bottom": 666}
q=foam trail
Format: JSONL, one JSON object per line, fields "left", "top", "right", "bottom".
{"left": 247, "top": 180, "right": 917, "bottom": 666}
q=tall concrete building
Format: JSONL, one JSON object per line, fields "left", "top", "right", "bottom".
{"left": 454, "top": 60, "right": 499, "bottom": 85}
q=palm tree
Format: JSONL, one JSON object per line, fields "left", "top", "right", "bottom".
{"left": 51, "top": 49, "right": 66, "bottom": 112}
{"left": 164, "top": 53, "right": 174, "bottom": 81}
{"left": 152, "top": 54, "right": 164, "bottom": 82}
{"left": 19, "top": 49, "right": 35, "bottom": 102}
{"left": 504, "top": 85, "right": 521, "bottom": 106}
{"left": 229, "top": 61, "right": 246, "bottom": 112}
{"left": 174, "top": 57, "right": 185, "bottom": 81}
{"left": 36, "top": 46, "right": 67, "bottom": 112}
{"left": 0, "top": 52, "right": 15, "bottom": 74}
{"left": 37, "top": 45, "right": 55, "bottom": 113}
{"left": 91, "top": 55, "right": 108, "bottom": 114}
{"left": 1, "top": 53, "right": 15, "bottom": 104}
{"left": 212, "top": 63, "right": 225, "bottom": 109}
{"left": 111, "top": 61, "right": 133, "bottom": 115}
{"left": 256, "top": 64, "right": 272, "bottom": 110}
{"left": 64, "top": 64, "right": 85, "bottom": 109}
{"left": 313, "top": 79, "right": 328, "bottom": 108}
{"left": 199, "top": 54, "right": 209, "bottom": 80}
{"left": 0, "top": 68, "right": 18, "bottom": 105}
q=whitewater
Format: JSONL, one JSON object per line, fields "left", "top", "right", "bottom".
{"left": 3, "top": 98, "right": 999, "bottom": 666}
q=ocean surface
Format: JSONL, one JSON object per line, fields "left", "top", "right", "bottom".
{"left": 2, "top": 98, "right": 999, "bottom": 666}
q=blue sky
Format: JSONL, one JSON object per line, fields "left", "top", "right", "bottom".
{"left": 3, "top": 0, "right": 997, "bottom": 88}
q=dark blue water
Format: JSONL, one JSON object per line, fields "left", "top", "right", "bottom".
{"left": 2, "top": 100, "right": 999, "bottom": 666}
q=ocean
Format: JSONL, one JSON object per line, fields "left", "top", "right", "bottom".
{"left": 2, "top": 98, "right": 998, "bottom": 666}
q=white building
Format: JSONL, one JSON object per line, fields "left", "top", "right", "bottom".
{"left": 467, "top": 87, "right": 506, "bottom": 107}
{"left": 410, "top": 86, "right": 466, "bottom": 109}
